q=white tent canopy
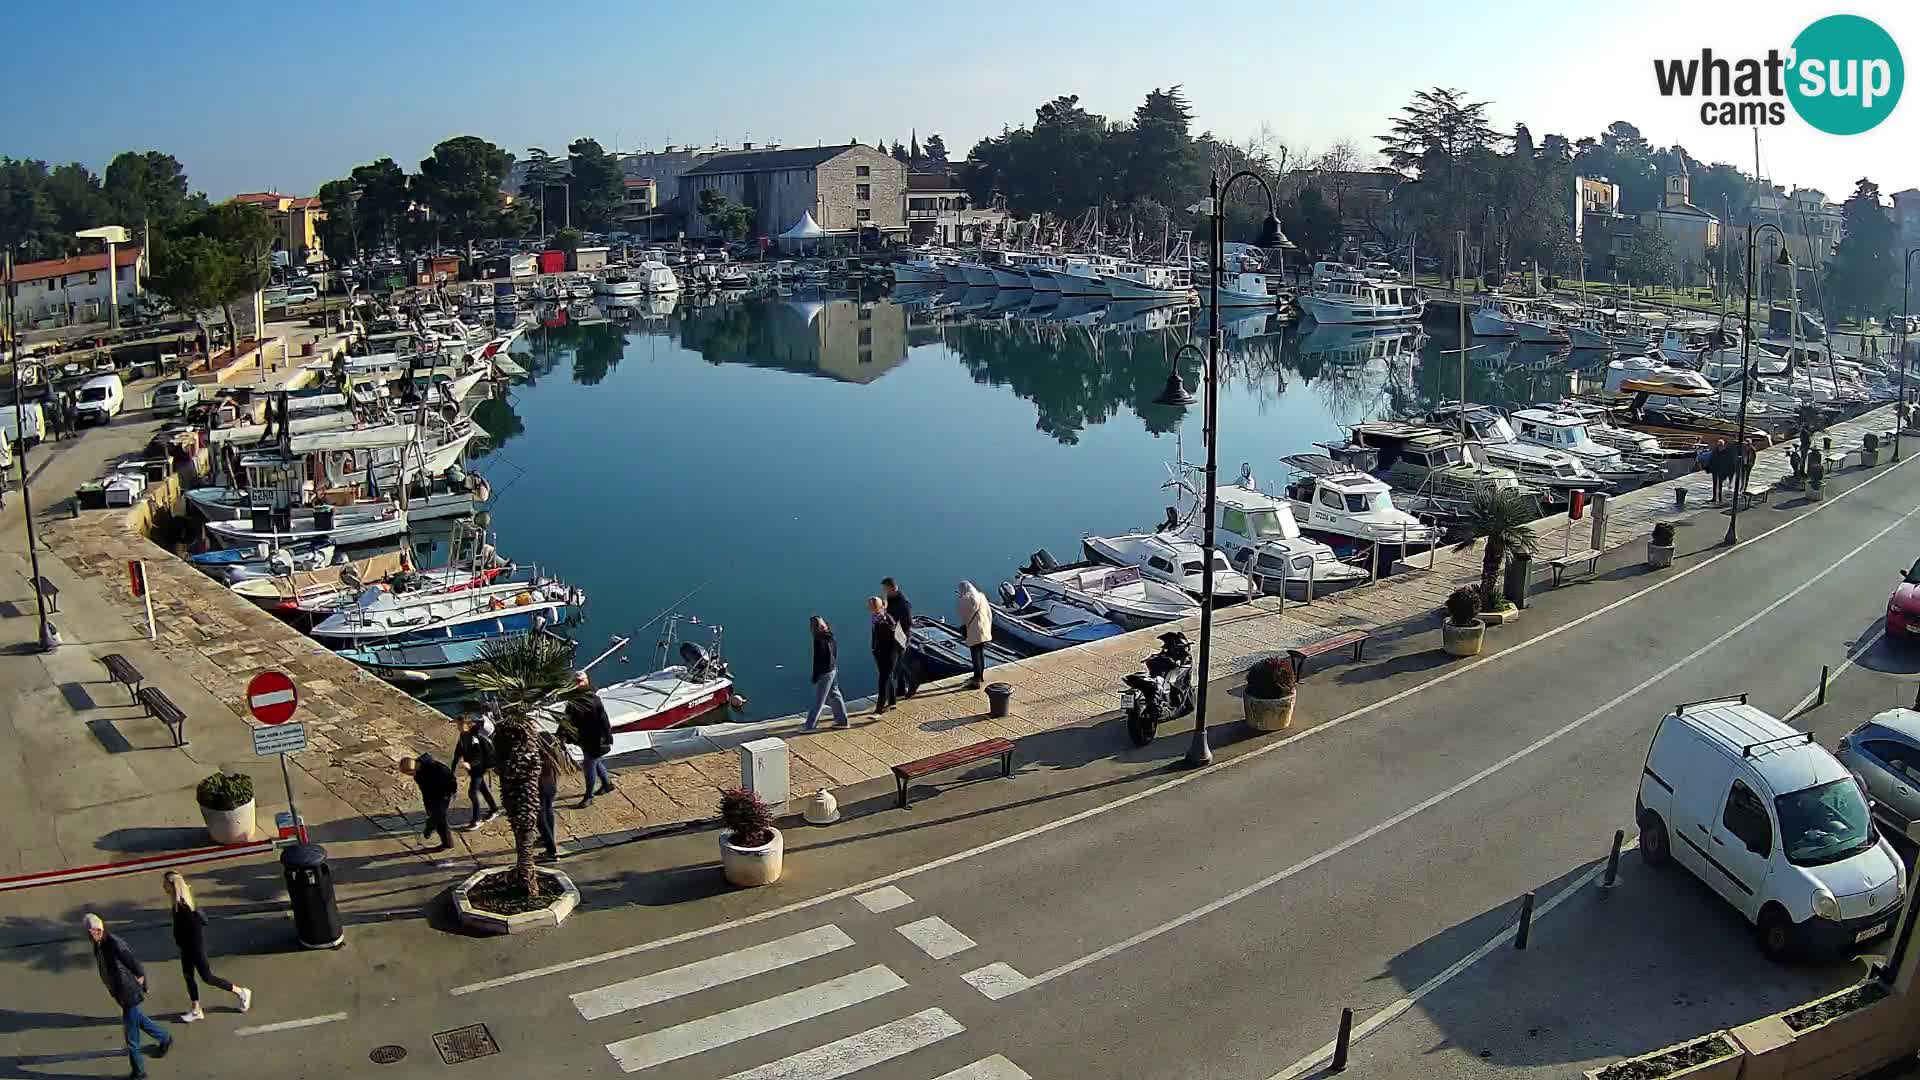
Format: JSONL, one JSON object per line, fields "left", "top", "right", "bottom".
{"left": 780, "top": 212, "right": 826, "bottom": 239}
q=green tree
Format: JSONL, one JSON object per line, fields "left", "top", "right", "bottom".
{"left": 146, "top": 232, "right": 232, "bottom": 330}
{"left": 1120, "top": 86, "right": 1201, "bottom": 209}
{"left": 696, "top": 189, "right": 752, "bottom": 239}
{"left": 1453, "top": 488, "right": 1540, "bottom": 615}
{"left": 566, "top": 138, "right": 623, "bottom": 232}
{"left": 521, "top": 147, "right": 569, "bottom": 236}
{"left": 347, "top": 158, "right": 410, "bottom": 251}
{"left": 1378, "top": 87, "right": 1505, "bottom": 257}
{"left": 1824, "top": 178, "right": 1897, "bottom": 322}
{"left": 549, "top": 226, "right": 581, "bottom": 255}
{"left": 923, "top": 133, "right": 949, "bottom": 170}
{"left": 315, "top": 179, "right": 359, "bottom": 260}
{"left": 203, "top": 202, "right": 274, "bottom": 339}
{"left": 412, "top": 136, "right": 514, "bottom": 246}
{"left": 890, "top": 141, "right": 910, "bottom": 164}
{"left": 1283, "top": 188, "right": 1340, "bottom": 257}
{"left": 103, "top": 151, "right": 200, "bottom": 231}
{"left": 0, "top": 159, "right": 57, "bottom": 258}
{"left": 1625, "top": 222, "right": 1677, "bottom": 287}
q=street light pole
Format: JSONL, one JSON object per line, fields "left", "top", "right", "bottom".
{"left": 1727, "top": 221, "right": 1786, "bottom": 547}
{"left": 1899, "top": 248, "right": 1919, "bottom": 463}
{"left": 4, "top": 251, "right": 52, "bottom": 650}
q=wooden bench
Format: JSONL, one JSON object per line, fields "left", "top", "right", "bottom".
{"left": 33, "top": 575, "right": 59, "bottom": 612}
{"left": 1547, "top": 549, "right": 1602, "bottom": 586}
{"left": 137, "top": 686, "right": 188, "bottom": 747}
{"left": 99, "top": 653, "right": 145, "bottom": 701}
{"left": 1287, "top": 630, "right": 1371, "bottom": 678}
{"left": 892, "top": 738, "right": 1014, "bottom": 809}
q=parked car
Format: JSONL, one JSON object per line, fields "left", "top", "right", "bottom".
{"left": 1886, "top": 562, "right": 1920, "bottom": 639}
{"left": 1637, "top": 695, "right": 1904, "bottom": 959}
{"left": 0, "top": 403, "right": 47, "bottom": 448}
{"left": 151, "top": 380, "right": 201, "bottom": 417}
{"left": 1837, "top": 709, "right": 1920, "bottom": 837}
{"left": 72, "top": 373, "right": 125, "bottom": 426}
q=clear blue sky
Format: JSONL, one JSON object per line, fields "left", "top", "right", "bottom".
{"left": 10, "top": 0, "right": 1914, "bottom": 201}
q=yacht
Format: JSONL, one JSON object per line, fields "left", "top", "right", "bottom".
{"left": 1431, "top": 404, "right": 1608, "bottom": 500}
{"left": 1341, "top": 422, "right": 1531, "bottom": 509}
{"left": 893, "top": 251, "right": 956, "bottom": 285}
{"left": 1183, "top": 480, "right": 1369, "bottom": 595}
{"left": 1278, "top": 455, "right": 1439, "bottom": 555}
{"left": 1008, "top": 555, "right": 1200, "bottom": 630}
{"left": 1508, "top": 406, "right": 1664, "bottom": 490}
{"left": 1297, "top": 262, "right": 1423, "bottom": 324}
{"left": 1081, "top": 530, "right": 1254, "bottom": 603}
{"left": 1602, "top": 356, "right": 1717, "bottom": 399}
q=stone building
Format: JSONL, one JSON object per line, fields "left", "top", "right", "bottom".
{"left": 678, "top": 144, "right": 906, "bottom": 243}
{"left": 1637, "top": 164, "right": 1720, "bottom": 286}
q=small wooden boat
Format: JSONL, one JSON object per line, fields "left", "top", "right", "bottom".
{"left": 906, "top": 616, "right": 1024, "bottom": 678}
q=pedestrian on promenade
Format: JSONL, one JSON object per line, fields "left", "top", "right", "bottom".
{"left": 957, "top": 581, "right": 994, "bottom": 690}
{"left": 454, "top": 712, "right": 499, "bottom": 830}
{"left": 1709, "top": 438, "right": 1733, "bottom": 503}
{"left": 869, "top": 596, "right": 904, "bottom": 715}
{"left": 882, "top": 578, "right": 915, "bottom": 699}
{"left": 86, "top": 913, "right": 171, "bottom": 1079}
{"left": 398, "top": 753, "right": 457, "bottom": 852}
{"left": 803, "top": 615, "right": 850, "bottom": 730}
{"left": 161, "top": 871, "right": 251, "bottom": 1023}
{"left": 534, "top": 732, "right": 563, "bottom": 862}
{"left": 566, "top": 672, "right": 615, "bottom": 808}
{"left": 1740, "top": 440, "right": 1756, "bottom": 489}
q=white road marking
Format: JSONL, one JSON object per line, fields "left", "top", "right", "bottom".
{"left": 855, "top": 885, "right": 914, "bottom": 913}
{"left": 1787, "top": 626, "right": 1887, "bottom": 719}
{"left": 895, "top": 916, "right": 976, "bottom": 960}
{"left": 450, "top": 453, "right": 1915, "bottom": 998}
{"left": 234, "top": 1011, "right": 348, "bottom": 1037}
{"left": 934, "top": 1056, "right": 1034, "bottom": 1080}
{"left": 959, "top": 962, "right": 1030, "bottom": 1000}
{"left": 571, "top": 925, "right": 855, "bottom": 1021}
{"left": 1003, "top": 500, "right": 1920, "bottom": 997}
{"left": 603, "top": 965, "right": 906, "bottom": 1074}
{"left": 719, "top": 1007, "right": 963, "bottom": 1080}
{"left": 249, "top": 689, "right": 295, "bottom": 708}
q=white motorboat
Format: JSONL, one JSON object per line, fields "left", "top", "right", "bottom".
{"left": 1552, "top": 400, "right": 1676, "bottom": 456}
{"left": 1082, "top": 530, "right": 1254, "bottom": 603}
{"left": 1470, "top": 295, "right": 1529, "bottom": 337}
{"left": 566, "top": 276, "right": 596, "bottom": 300}
{"left": 1010, "top": 554, "right": 1200, "bottom": 630}
{"left": 205, "top": 503, "right": 408, "bottom": 547}
{"left": 533, "top": 619, "right": 736, "bottom": 756}
{"left": 1178, "top": 477, "right": 1369, "bottom": 595}
{"left": 992, "top": 585, "right": 1129, "bottom": 653}
{"left": 984, "top": 250, "right": 1035, "bottom": 290}
{"left": 1278, "top": 455, "right": 1439, "bottom": 554}
{"left": 1432, "top": 404, "right": 1608, "bottom": 499}
{"left": 1603, "top": 356, "right": 1717, "bottom": 399}
{"left": 1105, "top": 262, "right": 1193, "bottom": 302}
{"left": 211, "top": 543, "right": 338, "bottom": 584}
{"left": 893, "top": 252, "right": 955, "bottom": 285}
{"left": 597, "top": 268, "right": 646, "bottom": 299}
{"left": 310, "top": 577, "right": 579, "bottom": 645}
{"left": 1211, "top": 270, "right": 1288, "bottom": 307}
{"left": 1057, "top": 255, "right": 1121, "bottom": 297}
{"left": 1297, "top": 262, "right": 1423, "bottom": 324}
{"left": 1509, "top": 406, "right": 1663, "bottom": 489}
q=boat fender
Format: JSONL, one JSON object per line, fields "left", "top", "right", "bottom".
{"left": 515, "top": 592, "right": 532, "bottom": 606}
{"left": 472, "top": 477, "right": 491, "bottom": 502}
{"left": 728, "top": 694, "right": 748, "bottom": 710}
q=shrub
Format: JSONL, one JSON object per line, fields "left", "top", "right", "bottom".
{"left": 196, "top": 771, "right": 254, "bottom": 811}
{"left": 1651, "top": 521, "right": 1675, "bottom": 547}
{"left": 719, "top": 786, "right": 775, "bottom": 847}
{"left": 1445, "top": 587, "right": 1480, "bottom": 627}
{"left": 1246, "top": 656, "right": 1296, "bottom": 699}
{"left": 1864, "top": 432, "right": 1880, "bottom": 452}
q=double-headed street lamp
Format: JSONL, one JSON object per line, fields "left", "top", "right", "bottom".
{"left": 1154, "top": 171, "right": 1286, "bottom": 768}
{"left": 1899, "top": 247, "right": 1920, "bottom": 462}
{"left": 1726, "top": 221, "right": 1792, "bottom": 547}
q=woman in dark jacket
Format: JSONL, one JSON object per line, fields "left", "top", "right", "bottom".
{"left": 565, "top": 673, "right": 615, "bottom": 808}
{"left": 453, "top": 713, "right": 499, "bottom": 828}
{"left": 163, "top": 871, "right": 250, "bottom": 1022}
{"left": 868, "top": 596, "right": 903, "bottom": 715}
{"left": 803, "top": 616, "right": 850, "bottom": 730}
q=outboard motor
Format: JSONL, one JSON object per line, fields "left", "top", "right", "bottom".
{"left": 1121, "top": 631, "right": 1195, "bottom": 746}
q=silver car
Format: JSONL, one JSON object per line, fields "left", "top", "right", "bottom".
{"left": 1836, "top": 709, "right": 1920, "bottom": 835}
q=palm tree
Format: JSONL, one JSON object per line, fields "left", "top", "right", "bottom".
{"left": 459, "top": 633, "right": 589, "bottom": 896}
{"left": 1452, "top": 487, "right": 1541, "bottom": 612}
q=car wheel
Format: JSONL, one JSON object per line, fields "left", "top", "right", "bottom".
{"left": 1639, "top": 812, "right": 1672, "bottom": 865}
{"left": 1757, "top": 904, "right": 1795, "bottom": 962}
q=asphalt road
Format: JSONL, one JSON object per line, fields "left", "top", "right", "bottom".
{"left": 9, "top": 443, "right": 1920, "bottom": 1080}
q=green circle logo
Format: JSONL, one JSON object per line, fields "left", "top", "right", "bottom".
{"left": 1787, "top": 14, "right": 1903, "bottom": 134}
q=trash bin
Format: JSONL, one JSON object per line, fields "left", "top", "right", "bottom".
{"left": 313, "top": 504, "right": 334, "bottom": 532}
{"left": 280, "top": 843, "right": 344, "bottom": 949}
{"left": 985, "top": 682, "right": 1014, "bottom": 720}
{"left": 1503, "top": 552, "right": 1533, "bottom": 609}
{"left": 1673, "top": 486, "right": 1689, "bottom": 511}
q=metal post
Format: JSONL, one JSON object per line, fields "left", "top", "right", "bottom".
{"left": 1515, "top": 891, "right": 1536, "bottom": 949}
{"left": 1330, "top": 1008, "right": 1354, "bottom": 1073}
{"left": 1602, "top": 829, "right": 1624, "bottom": 889}
{"left": 140, "top": 560, "right": 155, "bottom": 641}
{"left": 1370, "top": 540, "right": 1379, "bottom": 584}
{"left": 5, "top": 252, "right": 52, "bottom": 651}
{"left": 1817, "top": 664, "right": 1830, "bottom": 707}
{"left": 279, "top": 750, "right": 305, "bottom": 844}
{"left": 1187, "top": 173, "right": 1224, "bottom": 770}
{"left": 1728, "top": 223, "right": 1780, "bottom": 546}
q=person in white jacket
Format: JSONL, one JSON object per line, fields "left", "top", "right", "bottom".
{"left": 956, "top": 581, "right": 993, "bottom": 689}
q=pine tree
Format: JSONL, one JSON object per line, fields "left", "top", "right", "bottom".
{"left": 1824, "top": 178, "right": 1896, "bottom": 322}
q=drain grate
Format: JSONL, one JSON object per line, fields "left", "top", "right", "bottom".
{"left": 433, "top": 1024, "right": 499, "bottom": 1065}
{"left": 369, "top": 1045, "right": 407, "bottom": 1065}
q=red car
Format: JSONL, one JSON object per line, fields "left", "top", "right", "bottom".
{"left": 1888, "top": 563, "right": 1920, "bottom": 637}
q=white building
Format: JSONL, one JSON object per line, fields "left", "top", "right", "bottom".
{"left": 7, "top": 247, "right": 145, "bottom": 329}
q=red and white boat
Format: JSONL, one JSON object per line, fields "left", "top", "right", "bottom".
{"left": 544, "top": 617, "right": 738, "bottom": 758}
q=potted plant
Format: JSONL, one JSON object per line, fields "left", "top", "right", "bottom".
{"left": 1807, "top": 459, "right": 1826, "bottom": 501}
{"left": 1243, "top": 656, "right": 1297, "bottom": 732}
{"left": 1454, "top": 488, "right": 1537, "bottom": 625}
{"left": 196, "top": 772, "right": 256, "bottom": 844}
{"left": 719, "top": 787, "right": 782, "bottom": 887}
{"left": 1442, "top": 586, "right": 1485, "bottom": 657}
{"left": 1647, "top": 521, "right": 1676, "bottom": 569}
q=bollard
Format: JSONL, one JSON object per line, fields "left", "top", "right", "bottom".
{"left": 1817, "top": 665, "right": 1830, "bottom": 707}
{"left": 1330, "top": 1007, "right": 1354, "bottom": 1073}
{"left": 1370, "top": 541, "right": 1379, "bottom": 584}
{"left": 1601, "top": 829, "right": 1625, "bottom": 890}
{"left": 1514, "top": 890, "right": 1536, "bottom": 950}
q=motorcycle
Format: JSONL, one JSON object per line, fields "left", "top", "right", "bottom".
{"left": 1121, "top": 631, "right": 1195, "bottom": 745}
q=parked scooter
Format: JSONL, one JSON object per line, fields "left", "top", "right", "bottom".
{"left": 1122, "top": 631, "right": 1195, "bottom": 745}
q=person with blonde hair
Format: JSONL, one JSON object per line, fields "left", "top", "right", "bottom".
{"left": 163, "top": 871, "right": 251, "bottom": 1022}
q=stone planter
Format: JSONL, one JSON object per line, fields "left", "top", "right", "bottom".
{"left": 1243, "top": 692, "right": 1296, "bottom": 732}
{"left": 1731, "top": 980, "right": 1908, "bottom": 1080}
{"left": 1442, "top": 621, "right": 1484, "bottom": 657}
{"left": 1581, "top": 1031, "right": 1741, "bottom": 1080}
{"left": 1808, "top": 484, "right": 1826, "bottom": 502}
{"left": 451, "top": 865, "right": 580, "bottom": 935}
{"left": 1479, "top": 605, "right": 1519, "bottom": 626}
{"left": 721, "top": 827, "right": 784, "bottom": 887}
{"left": 1863, "top": 448, "right": 1880, "bottom": 467}
{"left": 200, "top": 799, "right": 256, "bottom": 845}
{"left": 1647, "top": 543, "right": 1674, "bottom": 569}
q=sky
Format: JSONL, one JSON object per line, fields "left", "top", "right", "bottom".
{"left": 7, "top": 0, "right": 1917, "bottom": 202}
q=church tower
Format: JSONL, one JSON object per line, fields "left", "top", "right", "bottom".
{"left": 1664, "top": 159, "right": 1691, "bottom": 209}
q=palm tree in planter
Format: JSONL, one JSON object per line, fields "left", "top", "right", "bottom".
{"left": 458, "top": 632, "right": 589, "bottom": 902}
{"left": 1243, "top": 656, "right": 1297, "bottom": 732}
{"left": 1442, "top": 586, "right": 1484, "bottom": 657}
{"left": 1453, "top": 488, "right": 1540, "bottom": 623}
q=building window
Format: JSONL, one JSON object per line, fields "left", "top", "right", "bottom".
{"left": 856, "top": 184, "right": 871, "bottom": 201}
{"left": 859, "top": 328, "right": 873, "bottom": 346}
{"left": 856, "top": 165, "right": 870, "bottom": 177}
{"left": 860, "top": 348, "right": 873, "bottom": 364}
{"left": 857, "top": 209, "right": 872, "bottom": 222}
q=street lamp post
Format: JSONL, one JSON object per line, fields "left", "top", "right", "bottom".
{"left": 1899, "top": 247, "right": 1920, "bottom": 462}
{"left": 1727, "top": 221, "right": 1789, "bottom": 547}
{"left": 1154, "top": 171, "right": 1286, "bottom": 768}
{"left": 4, "top": 251, "right": 53, "bottom": 650}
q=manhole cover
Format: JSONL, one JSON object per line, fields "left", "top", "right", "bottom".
{"left": 433, "top": 1023, "right": 499, "bottom": 1065}
{"left": 369, "top": 1045, "right": 407, "bottom": 1065}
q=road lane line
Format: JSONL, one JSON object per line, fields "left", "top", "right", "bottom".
{"left": 1787, "top": 626, "right": 1887, "bottom": 719}
{"left": 719, "top": 1007, "right": 964, "bottom": 1080}
{"left": 571, "top": 925, "right": 855, "bottom": 1021}
{"left": 603, "top": 965, "right": 905, "bottom": 1073}
{"left": 450, "top": 453, "right": 1917, "bottom": 998}
{"left": 234, "top": 1012, "right": 348, "bottom": 1037}
{"left": 895, "top": 916, "right": 977, "bottom": 960}
{"left": 855, "top": 885, "right": 914, "bottom": 913}
{"left": 1007, "top": 501, "right": 1920, "bottom": 997}
{"left": 934, "top": 1055, "right": 1035, "bottom": 1079}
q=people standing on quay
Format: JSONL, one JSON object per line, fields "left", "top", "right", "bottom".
{"left": 957, "top": 581, "right": 994, "bottom": 690}
{"left": 566, "top": 672, "right": 615, "bottom": 808}
{"left": 1709, "top": 438, "right": 1733, "bottom": 503}
{"left": 87, "top": 912, "right": 172, "bottom": 1079}
{"left": 534, "top": 732, "right": 563, "bottom": 862}
{"left": 454, "top": 712, "right": 499, "bottom": 830}
{"left": 869, "top": 596, "right": 904, "bottom": 715}
{"left": 162, "top": 871, "right": 251, "bottom": 1023}
{"left": 882, "top": 577, "right": 915, "bottom": 699}
{"left": 399, "top": 753, "right": 456, "bottom": 852}
{"left": 803, "top": 615, "right": 850, "bottom": 730}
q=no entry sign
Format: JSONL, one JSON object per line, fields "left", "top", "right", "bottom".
{"left": 247, "top": 670, "right": 299, "bottom": 725}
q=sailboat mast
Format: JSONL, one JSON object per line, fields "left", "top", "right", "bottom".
{"left": 1457, "top": 230, "right": 1468, "bottom": 427}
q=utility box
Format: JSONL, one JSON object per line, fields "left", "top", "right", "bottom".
{"left": 740, "top": 737, "right": 789, "bottom": 813}
{"left": 1589, "top": 492, "right": 1610, "bottom": 551}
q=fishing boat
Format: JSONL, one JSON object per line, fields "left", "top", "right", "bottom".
{"left": 205, "top": 502, "right": 408, "bottom": 548}
{"left": 236, "top": 560, "right": 505, "bottom": 615}
{"left": 529, "top": 618, "right": 738, "bottom": 755}
{"left": 892, "top": 251, "right": 956, "bottom": 285}
{"left": 1278, "top": 455, "right": 1439, "bottom": 555}
{"left": 215, "top": 543, "right": 338, "bottom": 583}
{"left": 1430, "top": 404, "right": 1609, "bottom": 500}
{"left": 1166, "top": 465, "right": 1369, "bottom": 594}
{"left": 1297, "top": 263, "right": 1423, "bottom": 324}
{"left": 1009, "top": 554, "right": 1200, "bottom": 630}
{"left": 1057, "top": 255, "right": 1122, "bottom": 297}
{"left": 1470, "top": 295, "right": 1531, "bottom": 337}
{"left": 906, "top": 616, "right": 1025, "bottom": 678}
{"left": 225, "top": 550, "right": 412, "bottom": 613}
{"left": 311, "top": 577, "right": 581, "bottom": 647}
{"left": 1211, "top": 270, "right": 1289, "bottom": 307}
{"left": 991, "top": 584, "right": 1128, "bottom": 653}
{"left": 1105, "top": 262, "right": 1193, "bottom": 302}
{"left": 1082, "top": 530, "right": 1254, "bottom": 603}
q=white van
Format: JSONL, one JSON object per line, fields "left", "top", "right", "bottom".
{"left": 1637, "top": 696, "right": 1905, "bottom": 959}
{"left": 0, "top": 403, "right": 45, "bottom": 448}
{"left": 73, "top": 374, "right": 125, "bottom": 426}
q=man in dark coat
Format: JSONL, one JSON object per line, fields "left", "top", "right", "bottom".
{"left": 453, "top": 714, "right": 499, "bottom": 829}
{"left": 882, "top": 578, "right": 916, "bottom": 699}
{"left": 88, "top": 913, "right": 171, "bottom": 1078}
{"left": 566, "top": 672, "right": 615, "bottom": 808}
{"left": 400, "top": 753, "right": 458, "bottom": 851}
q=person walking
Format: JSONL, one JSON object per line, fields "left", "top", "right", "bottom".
{"left": 453, "top": 712, "right": 499, "bottom": 830}
{"left": 957, "top": 581, "right": 994, "bottom": 690}
{"left": 398, "top": 753, "right": 457, "bottom": 852}
{"left": 1709, "top": 438, "right": 1732, "bottom": 503}
{"left": 1740, "top": 439, "right": 1756, "bottom": 490}
{"left": 803, "top": 615, "right": 850, "bottom": 730}
{"left": 868, "top": 596, "right": 904, "bottom": 715}
{"left": 882, "top": 578, "right": 915, "bottom": 699}
{"left": 534, "top": 732, "right": 563, "bottom": 862}
{"left": 162, "top": 872, "right": 250, "bottom": 1023}
{"left": 565, "top": 672, "right": 615, "bottom": 808}
{"left": 87, "top": 913, "right": 171, "bottom": 1079}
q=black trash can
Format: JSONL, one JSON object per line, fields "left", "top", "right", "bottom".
{"left": 250, "top": 505, "right": 272, "bottom": 532}
{"left": 1503, "top": 552, "right": 1534, "bottom": 610}
{"left": 313, "top": 504, "right": 335, "bottom": 532}
{"left": 280, "top": 843, "right": 344, "bottom": 949}
{"left": 985, "top": 682, "right": 1014, "bottom": 719}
